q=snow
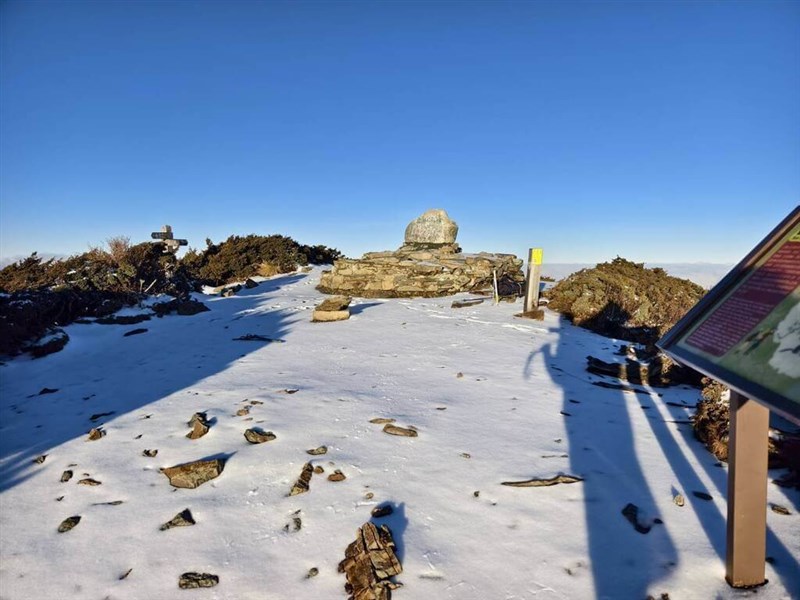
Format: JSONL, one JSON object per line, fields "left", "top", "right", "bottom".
{"left": 0, "top": 268, "right": 797, "bottom": 600}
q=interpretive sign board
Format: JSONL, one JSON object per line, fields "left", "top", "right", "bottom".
{"left": 658, "top": 206, "right": 800, "bottom": 425}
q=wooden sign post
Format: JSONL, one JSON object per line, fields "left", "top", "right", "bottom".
{"left": 658, "top": 206, "right": 800, "bottom": 589}
{"left": 151, "top": 224, "right": 188, "bottom": 254}
{"left": 524, "top": 248, "right": 543, "bottom": 313}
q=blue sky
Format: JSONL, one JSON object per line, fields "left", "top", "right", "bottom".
{"left": 1, "top": 0, "right": 798, "bottom": 264}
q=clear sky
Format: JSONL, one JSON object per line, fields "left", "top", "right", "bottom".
{"left": 1, "top": 0, "right": 798, "bottom": 265}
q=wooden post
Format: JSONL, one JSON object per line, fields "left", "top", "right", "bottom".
{"left": 524, "top": 248, "right": 543, "bottom": 313}
{"left": 726, "top": 391, "right": 769, "bottom": 588}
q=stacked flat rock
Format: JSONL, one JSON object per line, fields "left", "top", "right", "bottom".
{"left": 318, "top": 209, "right": 524, "bottom": 298}
{"left": 313, "top": 296, "right": 352, "bottom": 322}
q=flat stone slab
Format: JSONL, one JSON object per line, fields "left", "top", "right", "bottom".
{"left": 312, "top": 309, "right": 350, "bottom": 322}
{"left": 161, "top": 458, "right": 225, "bottom": 489}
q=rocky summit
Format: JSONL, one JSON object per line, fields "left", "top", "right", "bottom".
{"left": 318, "top": 209, "right": 524, "bottom": 298}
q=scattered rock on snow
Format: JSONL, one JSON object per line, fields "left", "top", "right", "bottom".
{"left": 770, "top": 504, "right": 791, "bottom": 516}
{"left": 33, "top": 454, "right": 47, "bottom": 464}
{"left": 306, "top": 446, "right": 328, "bottom": 456}
{"left": 58, "top": 516, "right": 81, "bottom": 533}
{"left": 289, "top": 463, "right": 314, "bottom": 496}
{"left": 313, "top": 465, "right": 325, "bottom": 474}
{"left": 338, "top": 522, "right": 402, "bottom": 600}
{"left": 78, "top": 478, "right": 102, "bottom": 486}
{"left": 178, "top": 572, "right": 219, "bottom": 589}
{"left": 161, "top": 458, "right": 226, "bottom": 489}
{"left": 233, "top": 333, "right": 283, "bottom": 342}
{"left": 621, "top": 503, "right": 652, "bottom": 534}
{"left": 244, "top": 428, "right": 276, "bottom": 444}
{"left": 119, "top": 568, "right": 133, "bottom": 580}
{"left": 60, "top": 470, "right": 73, "bottom": 483}
{"left": 328, "top": 470, "right": 346, "bottom": 482}
{"left": 244, "top": 278, "right": 259, "bottom": 289}
{"left": 307, "top": 567, "right": 319, "bottom": 578}
{"left": 673, "top": 493, "right": 685, "bottom": 507}
{"left": 370, "top": 418, "right": 395, "bottom": 425}
{"left": 382, "top": 424, "right": 417, "bottom": 437}
{"left": 186, "top": 412, "right": 211, "bottom": 439}
{"left": 160, "top": 508, "right": 196, "bottom": 530}
{"left": 143, "top": 449, "right": 158, "bottom": 457}
{"left": 236, "top": 406, "right": 250, "bottom": 417}
{"left": 501, "top": 474, "right": 583, "bottom": 487}
{"left": 313, "top": 296, "right": 352, "bottom": 322}
{"left": 87, "top": 428, "right": 105, "bottom": 441}
{"left": 371, "top": 505, "right": 393, "bottom": 518}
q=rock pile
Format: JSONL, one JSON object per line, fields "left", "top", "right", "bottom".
{"left": 318, "top": 209, "right": 523, "bottom": 298}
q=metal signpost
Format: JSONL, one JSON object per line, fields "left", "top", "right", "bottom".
{"left": 658, "top": 206, "right": 800, "bottom": 588}
{"left": 524, "top": 248, "right": 543, "bottom": 313}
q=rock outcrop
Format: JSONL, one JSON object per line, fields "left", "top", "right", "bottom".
{"left": 318, "top": 210, "right": 523, "bottom": 298}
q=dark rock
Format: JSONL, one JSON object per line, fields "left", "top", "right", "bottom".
{"left": 244, "top": 428, "right": 276, "bottom": 444}
{"left": 501, "top": 474, "right": 583, "bottom": 487}
{"left": 37, "top": 387, "right": 59, "bottom": 395}
{"left": 89, "top": 411, "right": 115, "bottom": 422}
{"left": 244, "top": 278, "right": 259, "bottom": 289}
{"left": 92, "top": 500, "right": 124, "bottom": 506}
{"left": 306, "top": 567, "right": 319, "bottom": 578}
{"left": 160, "top": 508, "right": 196, "bottom": 530}
{"left": 28, "top": 329, "right": 69, "bottom": 358}
{"left": 78, "top": 478, "right": 102, "bottom": 486}
{"left": 123, "top": 328, "right": 148, "bottom": 337}
{"left": 770, "top": 504, "right": 791, "bottom": 515}
{"left": 306, "top": 446, "right": 328, "bottom": 456}
{"left": 119, "top": 568, "right": 133, "bottom": 580}
{"left": 289, "top": 463, "right": 314, "bottom": 496}
{"left": 152, "top": 299, "right": 210, "bottom": 317}
{"left": 233, "top": 334, "right": 283, "bottom": 342}
{"left": 61, "top": 470, "right": 73, "bottom": 482}
{"left": 338, "top": 522, "right": 402, "bottom": 600}
{"left": 58, "top": 515, "right": 81, "bottom": 533}
{"left": 143, "top": 449, "right": 158, "bottom": 457}
{"left": 161, "top": 458, "right": 225, "bottom": 489}
{"left": 178, "top": 572, "right": 219, "bottom": 589}
{"left": 33, "top": 454, "right": 47, "bottom": 464}
{"left": 371, "top": 505, "right": 393, "bottom": 518}
{"left": 236, "top": 406, "right": 250, "bottom": 416}
{"left": 96, "top": 314, "right": 151, "bottom": 325}
{"left": 621, "top": 503, "right": 651, "bottom": 534}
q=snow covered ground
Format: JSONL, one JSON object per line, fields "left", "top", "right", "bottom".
{"left": 0, "top": 268, "right": 797, "bottom": 600}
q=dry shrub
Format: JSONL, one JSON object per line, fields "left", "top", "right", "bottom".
{"left": 547, "top": 257, "right": 706, "bottom": 345}
{"left": 257, "top": 263, "right": 281, "bottom": 277}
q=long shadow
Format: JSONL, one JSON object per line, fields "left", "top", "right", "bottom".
{"left": 525, "top": 309, "right": 677, "bottom": 598}
{"left": 0, "top": 273, "right": 309, "bottom": 493}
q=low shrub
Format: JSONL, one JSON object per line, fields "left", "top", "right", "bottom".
{"left": 547, "top": 257, "right": 705, "bottom": 345}
{"left": 182, "top": 235, "right": 341, "bottom": 286}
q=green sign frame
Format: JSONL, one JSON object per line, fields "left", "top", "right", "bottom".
{"left": 658, "top": 206, "right": 800, "bottom": 425}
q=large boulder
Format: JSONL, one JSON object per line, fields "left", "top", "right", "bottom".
{"left": 404, "top": 209, "right": 458, "bottom": 246}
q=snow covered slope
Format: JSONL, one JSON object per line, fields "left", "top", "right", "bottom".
{"left": 0, "top": 269, "right": 797, "bottom": 600}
